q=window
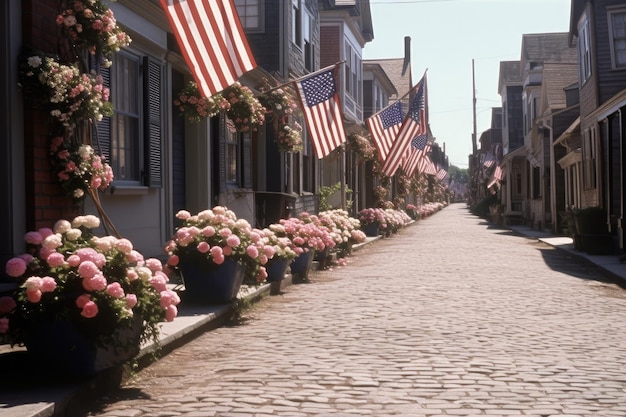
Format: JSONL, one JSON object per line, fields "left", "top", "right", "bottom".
{"left": 583, "top": 128, "right": 597, "bottom": 190}
{"left": 96, "top": 51, "right": 163, "bottom": 187}
{"left": 578, "top": 17, "right": 592, "bottom": 83}
{"left": 234, "top": 0, "right": 263, "bottom": 32}
{"left": 608, "top": 8, "right": 626, "bottom": 69}
{"left": 291, "top": 0, "right": 302, "bottom": 48}
{"left": 219, "top": 115, "right": 252, "bottom": 189}
{"left": 303, "top": 7, "right": 314, "bottom": 71}
{"left": 343, "top": 42, "right": 362, "bottom": 102}
{"left": 110, "top": 53, "right": 140, "bottom": 182}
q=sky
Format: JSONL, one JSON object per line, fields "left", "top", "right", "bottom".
{"left": 362, "top": 0, "right": 573, "bottom": 168}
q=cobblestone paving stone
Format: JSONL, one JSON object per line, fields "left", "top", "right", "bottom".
{"left": 83, "top": 204, "right": 626, "bottom": 416}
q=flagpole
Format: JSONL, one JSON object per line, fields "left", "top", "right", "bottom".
{"left": 369, "top": 68, "right": 428, "bottom": 119}
{"left": 257, "top": 61, "right": 346, "bottom": 96}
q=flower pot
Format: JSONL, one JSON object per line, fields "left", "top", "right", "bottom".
{"left": 361, "top": 222, "right": 379, "bottom": 237}
{"left": 179, "top": 257, "right": 246, "bottom": 304}
{"left": 290, "top": 250, "right": 315, "bottom": 282}
{"left": 24, "top": 317, "right": 142, "bottom": 379}
{"left": 265, "top": 257, "right": 290, "bottom": 283}
{"left": 315, "top": 247, "right": 332, "bottom": 270}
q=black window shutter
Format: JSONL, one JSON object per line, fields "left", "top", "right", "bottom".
{"left": 143, "top": 57, "right": 163, "bottom": 188}
{"left": 243, "top": 134, "right": 252, "bottom": 188}
{"left": 94, "top": 65, "right": 111, "bottom": 161}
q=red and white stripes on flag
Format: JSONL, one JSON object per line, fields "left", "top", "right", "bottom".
{"left": 366, "top": 101, "right": 403, "bottom": 162}
{"left": 382, "top": 73, "right": 428, "bottom": 177}
{"left": 160, "top": 0, "right": 256, "bottom": 97}
{"left": 294, "top": 65, "right": 346, "bottom": 158}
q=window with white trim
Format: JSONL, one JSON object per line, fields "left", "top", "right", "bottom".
{"left": 608, "top": 8, "right": 626, "bottom": 69}
{"left": 234, "top": 0, "right": 264, "bottom": 32}
{"left": 578, "top": 17, "right": 592, "bottom": 83}
{"left": 291, "top": 0, "right": 302, "bottom": 48}
{"left": 96, "top": 50, "right": 163, "bottom": 187}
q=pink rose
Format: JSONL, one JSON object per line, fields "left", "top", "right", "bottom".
{"left": 6, "top": 257, "right": 27, "bottom": 277}
{"left": 197, "top": 241, "right": 210, "bottom": 253}
{"left": 106, "top": 282, "right": 124, "bottom": 298}
{"left": 126, "top": 294, "right": 137, "bottom": 309}
{"left": 26, "top": 288, "right": 42, "bottom": 303}
{"left": 76, "top": 294, "right": 91, "bottom": 308}
{"left": 165, "top": 304, "right": 177, "bottom": 322}
{"left": 246, "top": 245, "right": 259, "bottom": 258}
{"left": 46, "top": 252, "right": 65, "bottom": 267}
{"left": 40, "top": 276, "right": 57, "bottom": 293}
{"left": 77, "top": 260, "right": 99, "bottom": 279}
{"left": 0, "top": 296, "right": 17, "bottom": 314}
{"left": 0, "top": 317, "right": 8, "bottom": 334}
{"left": 81, "top": 301, "right": 99, "bottom": 318}
{"left": 167, "top": 254, "right": 180, "bottom": 267}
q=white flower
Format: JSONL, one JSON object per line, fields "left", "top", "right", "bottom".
{"left": 27, "top": 56, "right": 42, "bottom": 68}
{"left": 73, "top": 189, "right": 84, "bottom": 198}
{"left": 65, "top": 228, "right": 82, "bottom": 241}
{"left": 53, "top": 220, "right": 72, "bottom": 234}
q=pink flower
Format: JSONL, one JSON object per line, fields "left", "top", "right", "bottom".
{"left": 0, "top": 296, "right": 17, "bottom": 314}
{"left": 197, "top": 241, "right": 210, "bottom": 253}
{"left": 226, "top": 234, "right": 240, "bottom": 247}
{"left": 0, "top": 318, "right": 8, "bottom": 334}
{"left": 67, "top": 254, "right": 81, "bottom": 267}
{"left": 127, "top": 269, "right": 139, "bottom": 281}
{"left": 126, "top": 294, "right": 137, "bottom": 309}
{"left": 202, "top": 226, "right": 216, "bottom": 237}
{"left": 144, "top": 258, "right": 163, "bottom": 272}
{"left": 222, "top": 246, "right": 232, "bottom": 256}
{"left": 165, "top": 304, "right": 177, "bottom": 322}
{"left": 81, "top": 301, "right": 99, "bottom": 318}
{"left": 46, "top": 252, "right": 65, "bottom": 267}
{"left": 150, "top": 271, "right": 168, "bottom": 292}
{"left": 76, "top": 294, "right": 91, "bottom": 309}
{"left": 219, "top": 228, "right": 232, "bottom": 238}
{"left": 159, "top": 289, "right": 180, "bottom": 308}
{"left": 213, "top": 254, "right": 225, "bottom": 265}
{"left": 41, "top": 276, "right": 57, "bottom": 293}
{"left": 106, "top": 282, "right": 125, "bottom": 298}
{"left": 26, "top": 288, "right": 42, "bottom": 303}
{"left": 210, "top": 246, "right": 223, "bottom": 258}
{"left": 246, "top": 245, "right": 259, "bottom": 258}
{"left": 77, "top": 260, "right": 99, "bottom": 279}
{"left": 115, "top": 238, "right": 133, "bottom": 254}
{"left": 24, "top": 231, "right": 43, "bottom": 245}
{"left": 89, "top": 274, "right": 108, "bottom": 291}
{"left": 167, "top": 254, "right": 180, "bottom": 267}
{"left": 6, "top": 257, "right": 27, "bottom": 277}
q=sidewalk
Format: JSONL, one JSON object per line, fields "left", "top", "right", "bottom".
{"left": 3, "top": 212, "right": 626, "bottom": 417}
{"left": 508, "top": 224, "right": 626, "bottom": 283}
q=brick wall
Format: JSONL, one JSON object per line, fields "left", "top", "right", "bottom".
{"left": 22, "top": 0, "right": 79, "bottom": 230}
{"left": 320, "top": 26, "right": 340, "bottom": 68}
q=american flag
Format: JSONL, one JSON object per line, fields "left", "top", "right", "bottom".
{"left": 160, "top": 0, "right": 256, "bottom": 97}
{"left": 366, "top": 101, "right": 404, "bottom": 162}
{"left": 488, "top": 164, "right": 504, "bottom": 188}
{"left": 403, "top": 134, "right": 429, "bottom": 176}
{"left": 483, "top": 150, "right": 495, "bottom": 168}
{"left": 295, "top": 66, "right": 346, "bottom": 158}
{"left": 382, "top": 74, "right": 428, "bottom": 177}
{"left": 419, "top": 155, "right": 438, "bottom": 176}
{"left": 436, "top": 167, "right": 448, "bottom": 181}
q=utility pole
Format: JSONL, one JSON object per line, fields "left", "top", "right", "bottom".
{"left": 471, "top": 59, "right": 478, "bottom": 155}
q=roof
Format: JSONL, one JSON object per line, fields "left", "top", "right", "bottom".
{"left": 540, "top": 62, "right": 580, "bottom": 113}
{"left": 364, "top": 58, "right": 411, "bottom": 101}
{"left": 498, "top": 61, "right": 521, "bottom": 92}
{"left": 362, "top": 62, "right": 397, "bottom": 96}
{"left": 520, "top": 33, "right": 578, "bottom": 68}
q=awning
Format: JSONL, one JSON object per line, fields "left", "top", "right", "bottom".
{"left": 557, "top": 148, "right": 582, "bottom": 169}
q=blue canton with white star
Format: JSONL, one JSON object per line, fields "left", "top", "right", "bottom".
{"left": 411, "top": 133, "right": 428, "bottom": 149}
{"left": 407, "top": 82, "right": 425, "bottom": 122}
{"left": 380, "top": 102, "right": 403, "bottom": 129}
{"left": 300, "top": 70, "right": 336, "bottom": 107}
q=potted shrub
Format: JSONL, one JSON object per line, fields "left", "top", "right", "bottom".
{"left": 164, "top": 207, "right": 271, "bottom": 303}
{"left": 1, "top": 215, "right": 180, "bottom": 378}
{"left": 358, "top": 207, "right": 386, "bottom": 237}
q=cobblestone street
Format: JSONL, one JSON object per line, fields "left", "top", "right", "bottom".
{"left": 82, "top": 204, "right": 626, "bottom": 417}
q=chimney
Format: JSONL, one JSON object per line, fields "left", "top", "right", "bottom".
{"left": 403, "top": 36, "right": 411, "bottom": 76}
